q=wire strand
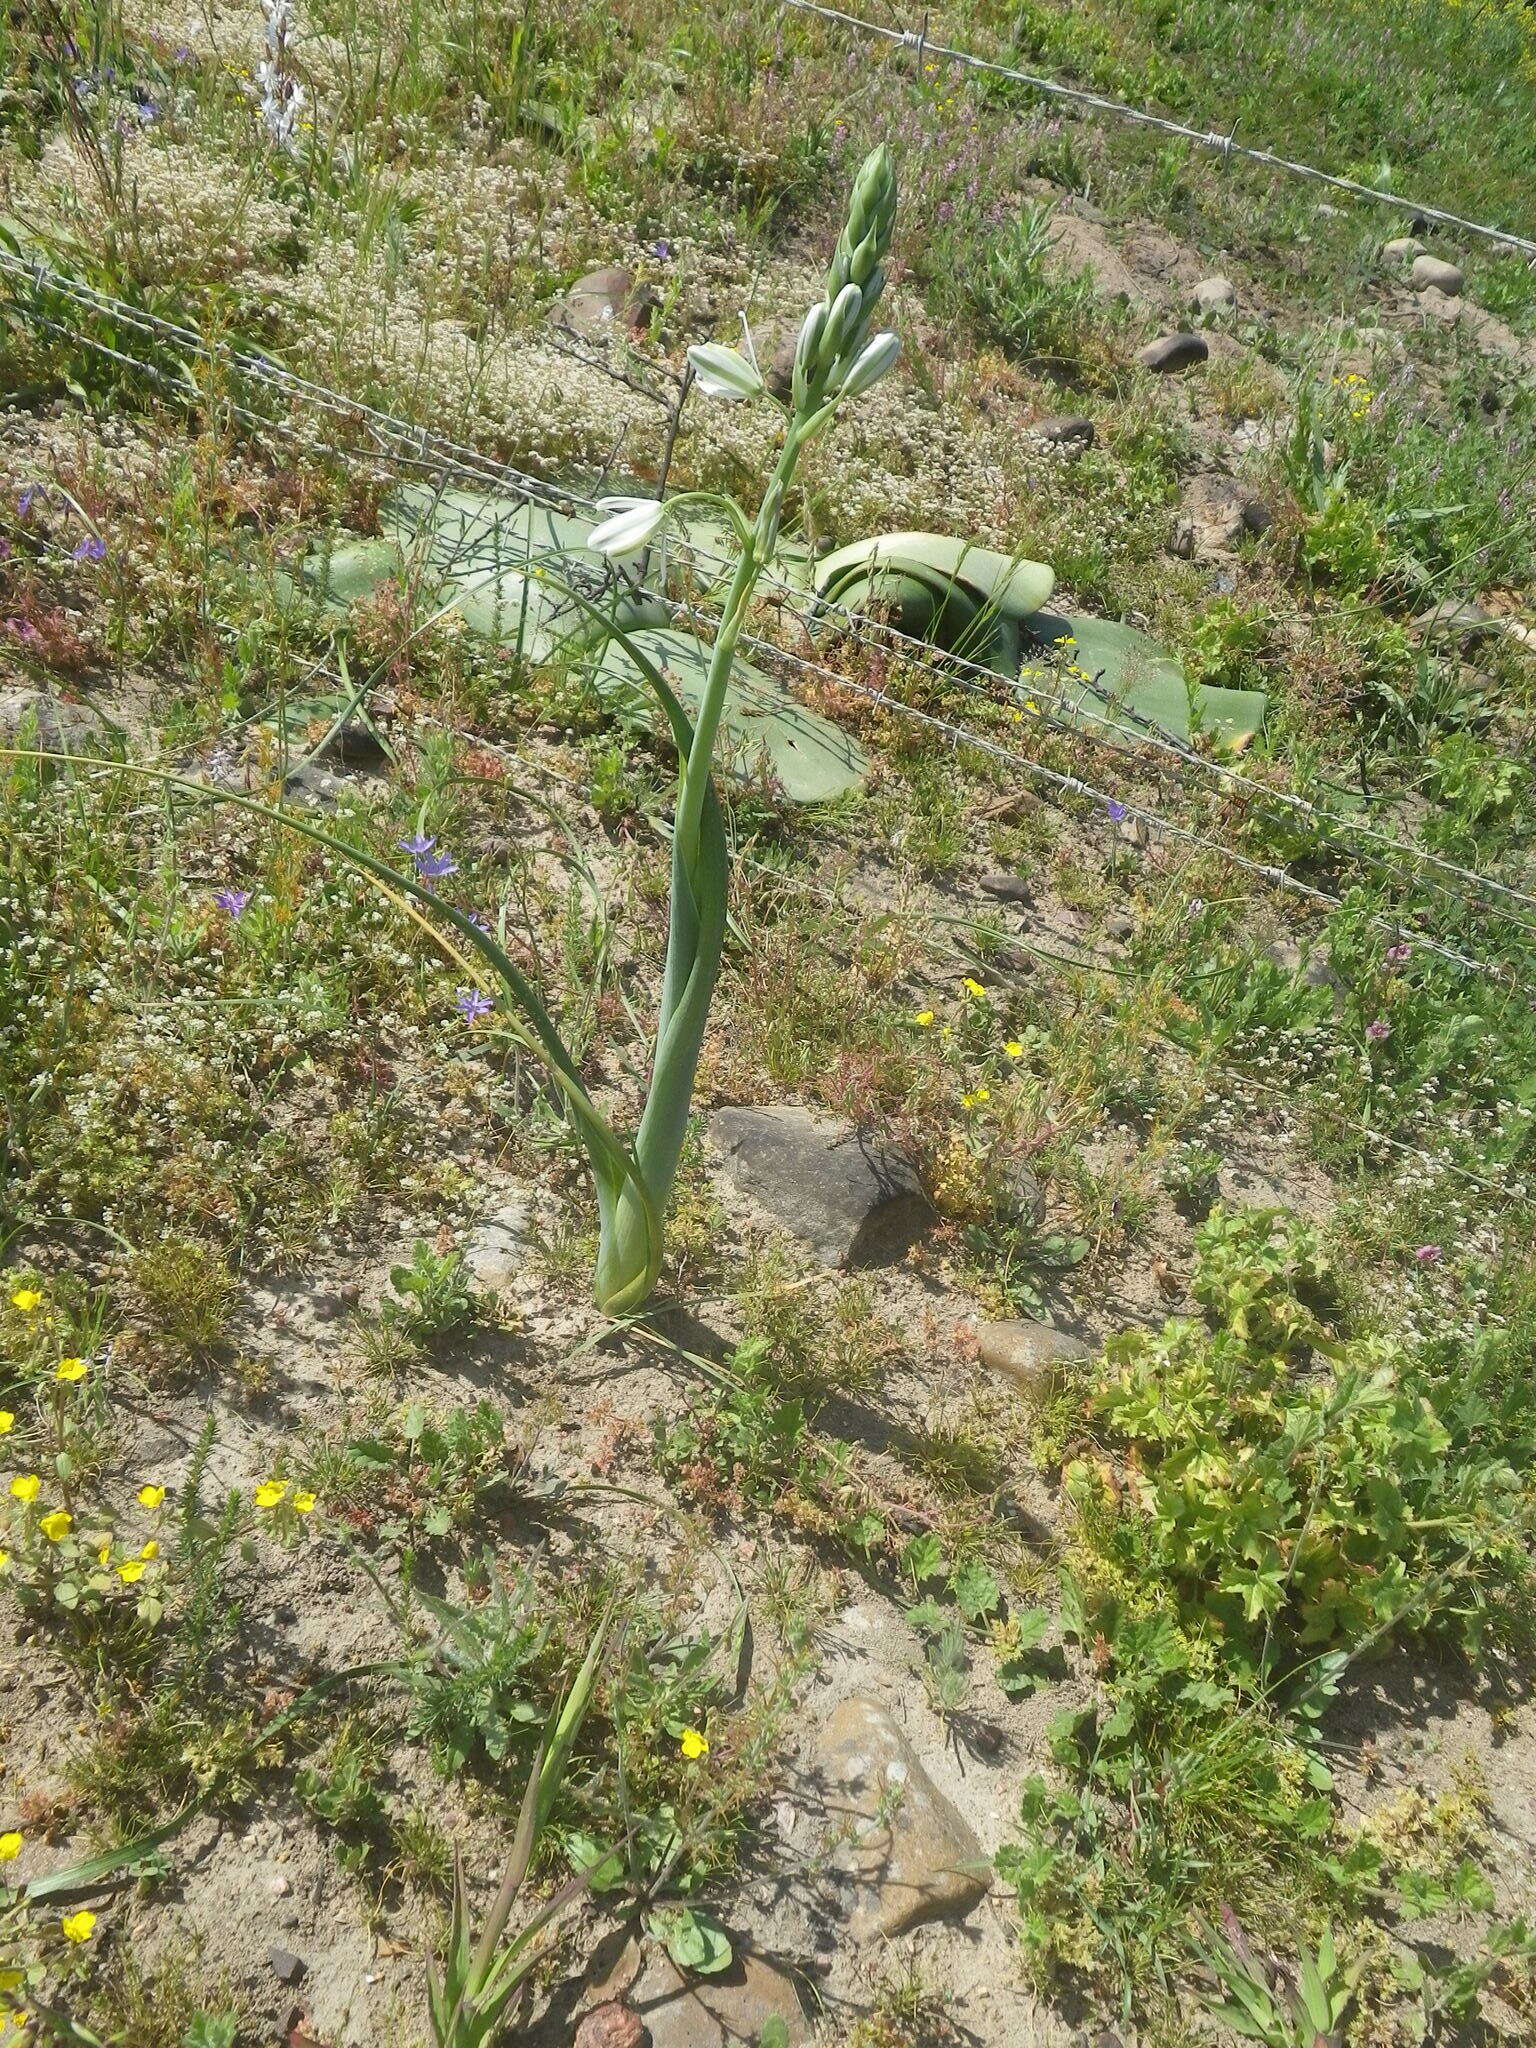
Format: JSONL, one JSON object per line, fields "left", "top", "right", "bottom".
{"left": 777, "top": 0, "right": 1536, "bottom": 258}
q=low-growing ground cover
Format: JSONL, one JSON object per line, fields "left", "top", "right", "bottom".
{"left": 2, "top": 3, "right": 1536, "bottom": 2046}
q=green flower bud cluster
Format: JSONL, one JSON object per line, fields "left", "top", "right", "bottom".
{"left": 792, "top": 145, "right": 900, "bottom": 413}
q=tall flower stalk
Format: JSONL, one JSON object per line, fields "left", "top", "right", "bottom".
{"left": 582, "top": 144, "right": 900, "bottom": 1312}
{"left": 258, "top": 0, "right": 304, "bottom": 150}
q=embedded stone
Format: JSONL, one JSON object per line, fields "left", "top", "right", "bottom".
{"left": 1383, "top": 236, "right": 1423, "bottom": 263}
{"left": 268, "top": 1947, "right": 306, "bottom": 1986}
{"left": 1032, "top": 413, "right": 1095, "bottom": 451}
{"left": 814, "top": 1693, "right": 989, "bottom": 1939}
{"left": 462, "top": 1196, "right": 529, "bottom": 1289}
{"left": 632, "top": 1948, "right": 810, "bottom": 2048}
{"left": 1410, "top": 599, "right": 1498, "bottom": 649}
{"left": 1411, "top": 255, "right": 1463, "bottom": 296}
{"left": 1137, "top": 331, "right": 1208, "bottom": 374}
{"left": 1190, "top": 275, "right": 1236, "bottom": 316}
{"left": 574, "top": 2002, "right": 647, "bottom": 2048}
{"left": 554, "top": 266, "right": 657, "bottom": 336}
{"left": 974, "top": 1319, "right": 1091, "bottom": 1399}
{"left": 709, "top": 1106, "right": 931, "bottom": 1269}
{"left": 0, "top": 688, "right": 108, "bottom": 754}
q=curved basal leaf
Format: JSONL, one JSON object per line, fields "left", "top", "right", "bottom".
{"left": 813, "top": 532, "right": 1056, "bottom": 658}
{"left": 1026, "top": 608, "right": 1266, "bottom": 747}
{"left": 589, "top": 626, "right": 867, "bottom": 804}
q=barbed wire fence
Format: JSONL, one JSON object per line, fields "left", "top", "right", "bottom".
{"left": 4, "top": 249, "right": 1536, "bottom": 1000}
{"left": 776, "top": 0, "right": 1536, "bottom": 260}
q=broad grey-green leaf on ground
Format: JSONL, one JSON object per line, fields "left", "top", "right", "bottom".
{"left": 813, "top": 531, "right": 1055, "bottom": 667}
{"left": 1025, "top": 608, "right": 1266, "bottom": 747}
{"left": 590, "top": 626, "right": 867, "bottom": 803}
{"left": 645, "top": 1904, "right": 734, "bottom": 1976}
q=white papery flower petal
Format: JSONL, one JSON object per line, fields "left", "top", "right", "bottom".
{"left": 588, "top": 497, "right": 668, "bottom": 560}
{"left": 686, "top": 343, "right": 764, "bottom": 401}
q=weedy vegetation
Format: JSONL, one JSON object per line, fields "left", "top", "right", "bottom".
{"left": 2, "top": 0, "right": 1536, "bottom": 2044}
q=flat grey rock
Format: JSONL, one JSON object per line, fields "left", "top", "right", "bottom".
{"left": 975, "top": 1319, "right": 1091, "bottom": 1398}
{"left": 1137, "top": 330, "right": 1209, "bottom": 374}
{"left": 815, "top": 1694, "right": 990, "bottom": 1939}
{"left": 710, "top": 1106, "right": 930, "bottom": 1269}
{"left": 1032, "top": 413, "right": 1095, "bottom": 451}
{"left": 0, "top": 687, "right": 109, "bottom": 754}
{"left": 1411, "top": 599, "right": 1498, "bottom": 649}
{"left": 1411, "top": 255, "right": 1463, "bottom": 296}
{"left": 1383, "top": 235, "right": 1424, "bottom": 263}
{"left": 1190, "top": 275, "right": 1236, "bottom": 316}
{"left": 553, "top": 266, "right": 656, "bottom": 336}
{"left": 632, "top": 1947, "right": 810, "bottom": 2048}
{"left": 462, "top": 1196, "right": 529, "bottom": 1289}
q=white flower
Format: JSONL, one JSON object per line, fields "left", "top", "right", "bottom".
{"left": 587, "top": 496, "right": 668, "bottom": 562}
{"left": 686, "top": 343, "right": 764, "bottom": 401}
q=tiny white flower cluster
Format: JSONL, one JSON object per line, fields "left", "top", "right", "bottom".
{"left": 258, "top": 0, "right": 304, "bottom": 152}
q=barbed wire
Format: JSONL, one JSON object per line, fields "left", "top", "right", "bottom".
{"left": 6, "top": 251, "right": 1535, "bottom": 988}
{"left": 777, "top": 0, "right": 1536, "bottom": 259}
{"left": 12, "top": 247, "right": 1536, "bottom": 927}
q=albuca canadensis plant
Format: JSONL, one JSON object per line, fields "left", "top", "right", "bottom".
{"left": 4, "top": 151, "right": 900, "bottom": 1319}
{"left": 576, "top": 144, "right": 901, "bottom": 1312}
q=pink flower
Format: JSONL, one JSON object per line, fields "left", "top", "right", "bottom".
{"left": 1365, "top": 1018, "right": 1391, "bottom": 1043}
{"left": 1413, "top": 1244, "right": 1442, "bottom": 1264}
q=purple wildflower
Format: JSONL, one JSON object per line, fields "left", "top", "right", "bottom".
{"left": 17, "top": 486, "right": 40, "bottom": 517}
{"left": 415, "top": 850, "right": 459, "bottom": 881}
{"left": 652, "top": 239, "right": 671, "bottom": 260}
{"left": 398, "top": 831, "right": 436, "bottom": 857}
{"left": 1365, "top": 1017, "right": 1391, "bottom": 1043}
{"left": 1384, "top": 942, "right": 1412, "bottom": 967}
{"left": 1106, "top": 799, "right": 1128, "bottom": 823}
{"left": 1413, "top": 1244, "right": 1442, "bottom": 1264}
{"left": 467, "top": 909, "right": 492, "bottom": 932}
{"left": 214, "top": 888, "right": 252, "bottom": 917}
{"left": 454, "top": 987, "right": 494, "bottom": 1023}
{"left": 72, "top": 534, "right": 106, "bottom": 563}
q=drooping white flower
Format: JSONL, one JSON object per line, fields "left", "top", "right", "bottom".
{"left": 685, "top": 343, "right": 763, "bottom": 402}
{"left": 587, "top": 496, "right": 668, "bottom": 563}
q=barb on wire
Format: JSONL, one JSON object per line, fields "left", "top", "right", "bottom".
{"left": 784, "top": 0, "right": 1536, "bottom": 258}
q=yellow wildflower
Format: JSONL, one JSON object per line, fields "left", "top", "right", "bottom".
{"left": 55, "top": 1358, "right": 88, "bottom": 1383}
{"left": 9, "top": 1290, "right": 41, "bottom": 1314}
{"left": 0, "top": 1412, "right": 12, "bottom": 1434}
{"left": 292, "top": 1490, "right": 317, "bottom": 1515}
{"left": 254, "top": 1480, "right": 288, "bottom": 1509}
{"left": 961, "top": 1087, "right": 991, "bottom": 1109}
{"left": 961, "top": 977, "right": 987, "bottom": 998}
{"left": 137, "top": 1485, "right": 165, "bottom": 1509}
{"left": 117, "top": 1558, "right": 148, "bottom": 1584}
{"left": 1004, "top": 1041, "right": 1024, "bottom": 1058}
{"left": 0, "top": 1551, "right": 8, "bottom": 1573}
{"left": 39, "top": 1511, "right": 71, "bottom": 1542}
{"left": 97, "top": 1543, "right": 112, "bottom": 1568}
{"left": 0, "top": 1831, "right": 21, "bottom": 1861}
{"left": 911, "top": 1010, "right": 934, "bottom": 1027}
{"left": 679, "top": 1727, "right": 709, "bottom": 1759}
{"left": 9, "top": 1475, "right": 39, "bottom": 1504}
{"left": 139, "top": 1540, "right": 159, "bottom": 1560}
{"left": 60, "top": 1910, "right": 96, "bottom": 1943}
